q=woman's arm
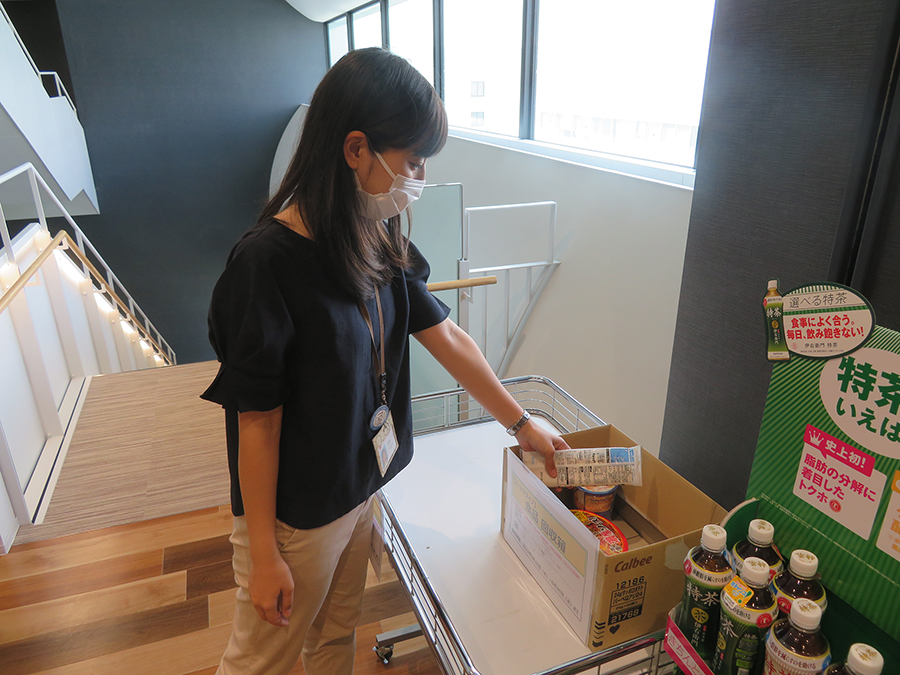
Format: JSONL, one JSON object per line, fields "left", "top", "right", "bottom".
{"left": 413, "top": 318, "right": 568, "bottom": 473}
{"left": 238, "top": 407, "right": 293, "bottom": 626}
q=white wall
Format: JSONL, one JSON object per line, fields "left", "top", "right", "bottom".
{"left": 425, "top": 136, "right": 693, "bottom": 454}
{"left": 0, "top": 12, "right": 98, "bottom": 218}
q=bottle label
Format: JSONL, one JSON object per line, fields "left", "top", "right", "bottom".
{"left": 713, "top": 579, "right": 778, "bottom": 675}
{"left": 771, "top": 584, "right": 828, "bottom": 616}
{"left": 679, "top": 549, "right": 735, "bottom": 659}
{"left": 764, "top": 629, "right": 831, "bottom": 674}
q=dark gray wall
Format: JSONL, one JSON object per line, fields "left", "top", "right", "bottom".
{"left": 54, "top": 0, "right": 327, "bottom": 363}
{"left": 659, "top": 0, "right": 900, "bottom": 509}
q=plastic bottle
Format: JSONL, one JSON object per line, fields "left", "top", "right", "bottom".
{"left": 764, "top": 279, "right": 790, "bottom": 361}
{"left": 771, "top": 549, "right": 827, "bottom": 616}
{"left": 824, "top": 644, "right": 884, "bottom": 675}
{"left": 731, "top": 519, "right": 784, "bottom": 580}
{"left": 677, "top": 524, "right": 735, "bottom": 660}
{"left": 711, "top": 557, "right": 778, "bottom": 675}
{"left": 764, "top": 598, "right": 831, "bottom": 675}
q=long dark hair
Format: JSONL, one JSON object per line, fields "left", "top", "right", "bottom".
{"left": 261, "top": 48, "right": 448, "bottom": 301}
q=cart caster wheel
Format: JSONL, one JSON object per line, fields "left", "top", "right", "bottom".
{"left": 374, "top": 644, "right": 394, "bottom": 665}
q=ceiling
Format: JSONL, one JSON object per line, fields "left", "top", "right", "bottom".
{"left": 283, "top": 0, "right": 363, "bottom": 23}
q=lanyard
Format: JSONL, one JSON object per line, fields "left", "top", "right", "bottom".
{"left": 359, "top": 288, "right": 387, "bottom": 406}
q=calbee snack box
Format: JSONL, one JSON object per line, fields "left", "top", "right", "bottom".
{"left": 501, "top": 425, "right": 726, "bottom": 651}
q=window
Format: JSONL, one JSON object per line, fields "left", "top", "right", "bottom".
{"left": 322, "top": 0, "right": 714, "bottom": 177}
{"left": 352, "top": 2, "right": 383, "bottom": 50}
{"left": 533, "top": 0, "right": 715, "bottom": 167}
{"left": 327, "top": 16, "right": 349, "bottom": 65}
{"left": 388, "top": 0, "right": 435, "bottom": 87}
{"left": 443, "top": 0, "right": 522, "bottom": 136}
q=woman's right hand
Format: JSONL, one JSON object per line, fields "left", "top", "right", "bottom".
{"left": 249, "top": 553, "right": 294, "bottom": 627}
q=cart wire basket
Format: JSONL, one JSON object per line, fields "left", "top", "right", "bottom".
{"left": 377, "top": 376, "right": 676, "bottom": 675}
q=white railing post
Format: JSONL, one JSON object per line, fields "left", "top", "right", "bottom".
{"left": 27, "top": 167, "right": 48, "bottom": 232}
{"left": 82, "top": 279, "right": 116, "bottom": 373}
{"left": 0, "top": 200, "right": 14, "bottom": 266}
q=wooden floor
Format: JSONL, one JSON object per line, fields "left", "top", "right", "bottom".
{"left": 0, "top": 505, "right": 442, "bottom": 675}
{"left": 15, "top": 362, "right": 230, "bottom": 545}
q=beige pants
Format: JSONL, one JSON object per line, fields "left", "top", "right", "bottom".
{"left": 216, "top": 497, "right": 375, "bottom": 675}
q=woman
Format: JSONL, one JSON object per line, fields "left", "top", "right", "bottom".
{"left": 202, "top": 47, "right": 567, "bottom": 675}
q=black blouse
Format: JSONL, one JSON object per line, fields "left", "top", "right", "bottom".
{"left": 201, "top": 219, "right": 450, "bottom": 529}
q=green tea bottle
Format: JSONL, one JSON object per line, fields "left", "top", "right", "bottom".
{"left": 771, "top": 549, "right": 827, "bottom": 616}
{"left": 825, "top": 644, "right": 884, "bottom": 675}
{"left": 764, "top": 279, "right": 790, "bottom": 361}
{"left": 764, "top": 598, "right": 831, "bottom": 675}
{"left": 732, "top": 519, "right": 784, "bottom": 581}
{"left": 677, "top": 524, "right": 735, "bottom": 660}
{"left": 712, "top": 557, "right": 778, "bottom": 675}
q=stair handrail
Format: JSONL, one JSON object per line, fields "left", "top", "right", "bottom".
{"left": 0, "top": 4, "right": 76, "bottom": 113}
{"left": 0, "top": 230, "right": 175, "bottom": 366}
{"left": 0, "top": 162, "right": 175, "bottom": 364}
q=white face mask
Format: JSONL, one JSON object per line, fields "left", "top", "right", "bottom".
{"left": 356, "top": 151, "right": 425, "bottom": 221}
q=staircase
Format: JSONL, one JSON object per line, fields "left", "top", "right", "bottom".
{"left": 0, "top": 163, "right": 175, "bottom": 553}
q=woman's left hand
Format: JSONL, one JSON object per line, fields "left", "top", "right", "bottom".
{"left": 515, "top": 421, "right": 569, "bottom": 477}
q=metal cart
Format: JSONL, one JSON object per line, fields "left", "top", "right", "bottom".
{"left": 375, "top": 376, "right": 675, "bottom": 675}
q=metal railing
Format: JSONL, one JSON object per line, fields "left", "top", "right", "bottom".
{"left": 0, "top": 163, "right": 175, "bottom": 363}
{"left": 460, "top": 202, "right": 561, "bottom": 378}
{"left": 1, "top": 4, "right": 76, "bottom": 113}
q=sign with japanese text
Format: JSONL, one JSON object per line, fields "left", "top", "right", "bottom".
{"left": 503, "top": 448, "right": 598, "bottom": 641}
{"left": 793, "top": 425, "right": 886, "bottom": 539}
{"left": 783, "top": 284, "right": 874, "bottom": 358}
{"left": 748, "top": 318, "right": 900, "bottom": 642}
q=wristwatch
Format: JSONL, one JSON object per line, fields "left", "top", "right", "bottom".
{"left": 506, "top": 411, "right": 531, "bottom": 436}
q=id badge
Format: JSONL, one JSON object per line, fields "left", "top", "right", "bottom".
{"left": 372, "top": 411, "right": 399, "bottom": 477}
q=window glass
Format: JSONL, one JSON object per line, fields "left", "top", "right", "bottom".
{"left": 352, "top": 3, "right": 383, "bottom": 50}
{"left": 388, "top": 0, "right": 435, "bottom": 86}
{"left": 444, "top": 0, "right": 523, "bottom": 136}
{"left": 327, "top": 16, "right": 349, "bottom": 66}
{"left": 534, "top": 0, "right": 715, "bottom": 167}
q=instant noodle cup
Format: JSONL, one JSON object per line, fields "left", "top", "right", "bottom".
{"left": 570, "top": 509, "right": 628, "bottom": 555}
{"left": 573, "top": 484, "right": 618, "bottom": 518}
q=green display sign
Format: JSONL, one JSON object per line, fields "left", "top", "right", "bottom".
{"left": 749, "top": 287, "right": 900, "bottom": 643}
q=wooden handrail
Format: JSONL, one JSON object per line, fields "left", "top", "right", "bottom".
{"left": 0, "top": 231, "right": 174, "bottom": 365}
{"left": 427, "top": 275, "right": 497, "bottom": 293}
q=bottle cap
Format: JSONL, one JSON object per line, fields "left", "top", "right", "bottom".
{"left": 741, "top": 557, "right": 770, "bottom": 587}
{"left": 789, "top": 598, "right": 822, "bottom": 630}
{"left": 789, "top": 549, "right": 818, "bottom": 578}
{"left": 748, "top": 519, "right": 775, "bottom": 545}
{"left": 847, "top": 643, "right": 883, "bottom": 675}
{"left": 767, "top": 280, "right": 778, "bottom": 290}
{"left": 701, "top": 524, "right": 727, "bottom": 552}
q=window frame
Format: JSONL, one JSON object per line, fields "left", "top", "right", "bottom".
{"left": 323, "top": 0, "right": 700, "bottom": 187}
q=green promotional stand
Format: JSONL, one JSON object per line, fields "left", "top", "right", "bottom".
{"left": 743, "top": 283, "right": 900, "bottom": 665}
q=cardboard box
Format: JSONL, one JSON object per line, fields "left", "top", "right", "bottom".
{"left": 501, "top": 425, "right": 727, "bottom": 651}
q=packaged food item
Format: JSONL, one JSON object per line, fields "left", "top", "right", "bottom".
{"left": 677, "top": 524, "right": 735, "bottom": 661}
{"left": 764, "top": 598, "right": 831, "bottom": 675}
{"left": 731, "top": 519, "right": 784, "bottom": 580}
{"left": 825, "top": 644, "right": 884, "bottom": 675}
{"left": 522, "top": 446, "right": 642, "bottom": 487}
{"left": 573, "top": 484, "right": 618, "bottom": 517}
{"left": 764, "top": 279, "right": 790, "bottom": 361}
{"left": 711, "top": 557, "right": 778, "bottom": 675}
{"left": 569, "top": 510, "right": 628, "bottom": 555}
{"left": 771, "top": 549, "right": 827, "bottom": 616}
